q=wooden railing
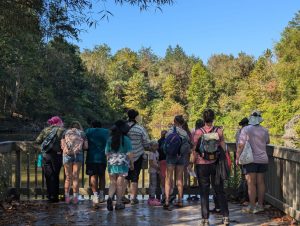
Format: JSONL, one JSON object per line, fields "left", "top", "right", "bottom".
{"left": 0, "top": 141, "right": 299, "bottom": 221}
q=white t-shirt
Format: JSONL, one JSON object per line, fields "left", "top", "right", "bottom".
{"left": 148, "top": 151, "right": 159, "bottom": 174}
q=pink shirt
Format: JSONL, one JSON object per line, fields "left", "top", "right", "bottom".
{"left": 193, "top": 125, "right": 224, "bottom": 165}
{"left": 238, "top": 125, "right": 270, "bottom": 164}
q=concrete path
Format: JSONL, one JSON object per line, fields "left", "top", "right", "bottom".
{"left": 0, "top": 198, "right": 284, "bottom": 226}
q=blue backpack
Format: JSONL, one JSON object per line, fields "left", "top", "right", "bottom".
{"left": 164, "top": 127, "right": 182, "bottom": 158}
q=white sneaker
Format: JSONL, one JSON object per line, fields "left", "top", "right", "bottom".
{"left": 99, "top": 193, "right": 105, "bottom": 203}
{"left": 93, "top": 195, "right": 99, "bottom": 207}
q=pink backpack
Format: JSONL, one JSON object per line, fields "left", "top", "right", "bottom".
{"left": 61, "top": 128, "right": 87, "bottom": 156}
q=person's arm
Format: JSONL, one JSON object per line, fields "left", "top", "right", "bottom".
{"left": 236, "top": 128, "right": 247, "bottom": 165}
{"left": 141, "top": 127, "right": 151, "bottom": 148}
{"left": 266, "top": 130, "right": 270, "bottom": 144}
{"left": 35, "top": 129, "right": 46, "bottom": 144}
{"left": 218, "top": 128, "right": 226, "bottom": 152}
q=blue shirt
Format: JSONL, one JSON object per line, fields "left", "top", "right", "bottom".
{"left": 85, "top": 128, "right": 109, "bottom": 163}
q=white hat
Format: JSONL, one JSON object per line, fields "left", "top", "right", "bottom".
{"left": 248, "top": 111, "right": 263, "bottom": 125}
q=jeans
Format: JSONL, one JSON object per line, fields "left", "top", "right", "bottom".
{"left": 43, "top": 151, "right": 62, "bottom": 201}
{"left": 195, "top": 163, "right": 229, "bottom": 219}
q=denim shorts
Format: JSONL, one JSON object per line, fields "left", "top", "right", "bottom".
{"left": 63, "top": 153, "right": 84, "bottom": 164}
{"left": 166, "top": 153, "right": 188, "bottom": 166}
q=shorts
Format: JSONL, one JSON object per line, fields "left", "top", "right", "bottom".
{"left": 86, "top": 163, "right": 106, "bottom": 176}
{"left": 166, "top": 153, "right": 188, "bottom": 166}
{"left": 125, "top": 155, "right": 143, "bottom": 183}
{"left": 63, "top": 153, "right": 83, "bottom": 164}
{"left": 242, "top": 163, "right": 268, "bottom": 174}
{"left": 159, "top": 160, "right": 167, "bottom": 178}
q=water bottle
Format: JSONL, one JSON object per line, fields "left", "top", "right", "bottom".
{"left": 37, "top": 154, "right": 43, "bottom": 168}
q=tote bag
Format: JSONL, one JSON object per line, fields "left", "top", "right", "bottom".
{"left": 238, "top": 141, "right": 254, "bottom": 165}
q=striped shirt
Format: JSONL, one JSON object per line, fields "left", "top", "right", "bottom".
{"left": 127, "top": 122, "right": 150, "bottom": 162}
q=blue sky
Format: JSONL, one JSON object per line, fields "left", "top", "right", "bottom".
{"left": 74, "top": 0, "right": 300, "bottom": 63}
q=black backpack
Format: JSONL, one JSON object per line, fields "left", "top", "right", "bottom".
{"left": 41, "top": 127, "right": 59, "bottom": 154}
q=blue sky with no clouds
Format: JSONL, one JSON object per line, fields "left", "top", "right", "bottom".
{"left": 74, "top": 0, "right": 300, "bottom": 63}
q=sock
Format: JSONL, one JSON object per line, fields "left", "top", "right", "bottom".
{"left": 65, "top": 193, "right": 69, "bottom": 198}
{"left": 73, "top": 193, "right": 78, "bottom": 198}
{"left": 93, "top": 192, "right": 98, "bottom": 197}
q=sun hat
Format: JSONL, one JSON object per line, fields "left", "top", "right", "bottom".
{"left": 47, "top": 116, "right": 64, "bottom": 127}
{"left": 248, "top": 111, "right": 263, "bottom": 125}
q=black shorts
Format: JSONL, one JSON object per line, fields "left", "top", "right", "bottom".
{"left": 86, "top": 163, "right": 106, "bottom": 176}
{"left": 242, "top": 163, "right": 268, "bottom": 174}
{"left": 125, "top": 155, "right": 143, "bottom": 183}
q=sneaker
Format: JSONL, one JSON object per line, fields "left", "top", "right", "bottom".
{"left": 65, "top": 196, "right": 71, "bottom": 204}
{"left": 200, "top": 219, "right": 209, "bottom": 226}
{"left": 92, "top": 195, "right": 99, "bottom": 207}
{"left": 242, "top": 205, "right": 254, "bottom": 213}
{"left": 130, "top": 198, "right": 139, "bottom": 205}
{"left": 253, "top": 204, "right": 264, "bottom": 214}
{"left": 107, "top": 197, "right": 113, "bottom": 211}
{"left": 148, "top": 198, "right": 161, "bottom": 206}
{"left": 122, "top": 196, "right": 130, "bottom": 204}
{"left": 222, "top": 217, "right": 230, "bottom": 226}
{"left": 98, "top": 194, "right": 105, "bottom": 203}
{"left": 115, "top": 203, "right": 125, "bottom": 210}
{"left": 73, "top": 196, "right": 79, "bottom": 204}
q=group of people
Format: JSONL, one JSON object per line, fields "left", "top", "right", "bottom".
{"left": 35, "top": 108, "right": 270, "bottom": 226}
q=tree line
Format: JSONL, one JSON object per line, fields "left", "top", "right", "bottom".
{"left": 0, "top": 2, "right": 299, "bottom": 141}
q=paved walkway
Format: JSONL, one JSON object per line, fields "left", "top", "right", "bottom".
{"left": 0, "top": 198, "right": 286, "bottom": 226}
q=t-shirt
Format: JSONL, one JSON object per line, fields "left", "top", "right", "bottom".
{"left": 105, "top": 136, "right": 132, "bottom": 174}
{"left": 238, "top": 125, "right": 270, "bottom": 164}
{"left": 193, "top": 125, "right": 224, "bottom": 165}
{"left": 127, "top": 122, "right": 150, "bottom": 162}
{"left": 158, "top": 137, "right": 166, "bottom": 161}
{"left": 148, "top": 151, "right": 159, "bottom": 174}
{"left": 85, "top": 128, "right": 109, "bottom": 164}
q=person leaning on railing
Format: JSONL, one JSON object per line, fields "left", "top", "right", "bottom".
{"left": 35, "top": 116, "right": 65, "bottom": 203}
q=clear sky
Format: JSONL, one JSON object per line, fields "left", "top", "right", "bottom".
{"left": 74, "top": 0, "right": 300, "bottom": 63}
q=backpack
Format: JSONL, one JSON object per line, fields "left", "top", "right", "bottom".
{"left": 62, "top": 128, "right": 85, "bottom": 156}
{"left": 41, "top": 127, "right": 59, "bottom": 154}
{"left": 197, "top": 127, "right": 220, "bottom": 161}
{"left": 164, "top": 127, "right": 182, "bottom": 158}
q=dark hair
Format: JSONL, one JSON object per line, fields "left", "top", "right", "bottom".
{"left": 203, "top": 109, "right": 215, "bottom": 123}
{"left": 127, "top": 109, "right": 139, "bottom": 122}
{"left": 182, "top": 121, "right": 192, "bottom": 138}
{"left": 195, "top": 119, "right": 204, "bottom": 129}
{"left": 111, "top": 120, "right": 126, "bottom": 152}
{"left": 174, "top": 115, "right": 185, "bottom": 126}
{"left": 238, "top": 117, "right": 249, "bottom": 127}
{"left": 91, "top": 120, "right": 102, "bottom": 128}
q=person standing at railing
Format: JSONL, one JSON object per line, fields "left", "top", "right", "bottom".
{"left": 61, "top": 121, "right": 88, "bottom": 204}
{"left": 123, "top": 109, "right": 150, "bottom": 205}
{"left": 35, "top": 116, "right": 65, "bottom": 203}
{"left": 158, "top": 130, "right": 167, "bottom": 204}
{"left": 85, "top": 120, "right": 109, "bottom": 207}
{"left": 191, "top": 109, "right": 229, "bottom": 226}
{"left": 105, "top": 120, "right": 133, "bottom": 211}
{"left": 236, "top": 111, "right": 270, "bottom": 214}
{"left": 235, "top": 117, "right": 249, "bottom": 205}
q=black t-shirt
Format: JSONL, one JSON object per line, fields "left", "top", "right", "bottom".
{"left": 158, "top": 137, "right": 166, "bottom": 161}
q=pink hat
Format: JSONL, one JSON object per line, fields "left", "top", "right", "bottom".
{"left": 47, "top": 116, "right": 64, "bottom": 127}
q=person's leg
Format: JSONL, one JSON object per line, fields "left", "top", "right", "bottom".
{"left": 175, "top": 165, "right": 184, "bottom": 204}
{"left": 53, "top": 153, "right": 62, "bottom": 201}
{"left": 211, "top": 172, "right": 229, "bottom": 217}
{"left": 130, "top": 156, "right": 143, "bottom": 203}
{"left": 115, "top": 175, "right": 126, "bottom": 210}
{"left": 42, "top": 154, "right": 54, "bottom": 200}
{"left": 149, "top": 173, "right": 156, "bottom": 199}
{"left": 256, "top": 173, "right": 265, "bottom": 206}
{"left": 90, "top": 175, "right": 98, "bottom": 193}
{"left": 245, "top": 173, "right": 257, "bottom": 208}
{"left": 165, "top": 165, "right": 175, "bottom": 206}
{"left": 98, "top": 164, "right": 106, "bottom": 202}
{"left": 195, "top": 164, "right": 211, "bottom": 220}
{"left": 64, "top": 163, "right": 72, "bottom": 202}
{"left": 107, "top": 174, "right": 117, "bottom": 211}
{"left": 72, "top": 162, "right": 81, "bottom": 203}
{"left": 159, "top": 160, "right": 166, "bottom": 199}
